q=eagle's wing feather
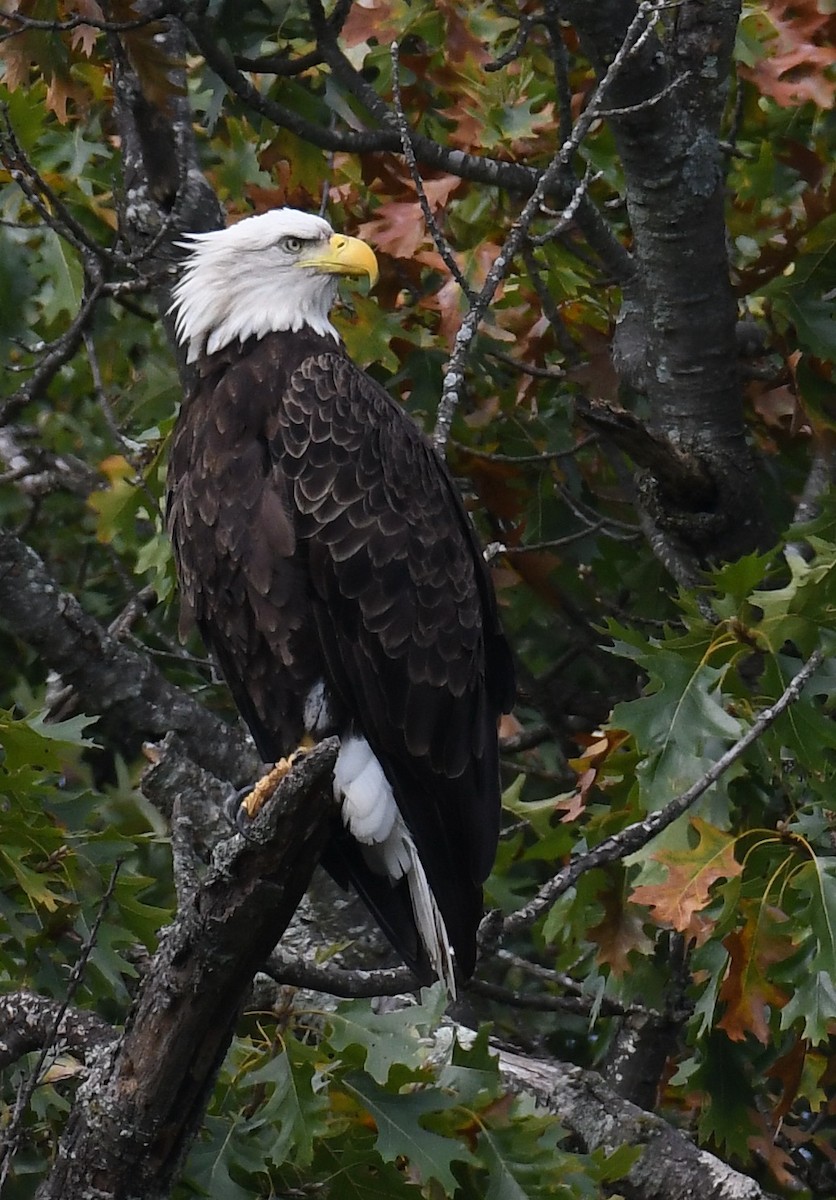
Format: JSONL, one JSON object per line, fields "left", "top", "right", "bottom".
{"left": 274, "top": 353, "right": 513, "bottom": 972}
{"left": 168, "top": 332, "right": 514, "bottom": 981}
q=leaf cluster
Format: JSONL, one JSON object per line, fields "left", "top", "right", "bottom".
{"left": 184, "top": 986, "right": 635, "bottom": 1200}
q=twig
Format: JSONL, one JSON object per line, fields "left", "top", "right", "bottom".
{"left": 0, "top": 5, "right": 165, "bottom": 36}
{"left": 500, "top": 723, "right": 554, "bottom": 753}
{"left": 83, "top": 332, "right": 146, "bottom": 460}
{"left": 390, "top": 43, "right": 474, "bottom": 299}
{"left": 544, "top": 0, "right": 573, "bottom": 145}
{"left": 264, "top": 950, "right": 418, "bottom": 998}
{"left": 521, "top": 244, "right": 580, "bottom": 359}
{"left": 503, "top": 522, "right": 642, "bottom": 554}
{"left": 451, "top": 435, "right": 596, "bottom": 465}
{"left": 0, "top": 282, "right": 106, "bottom": 425}
{"left": 485, "top": 13, "right": 535, "bottom": 73}
{"left": 527, "top": 168, "right": 603, "bottom": 247}
{"left": 432, "top": 1, "right": 660, "bottom": 450}
{"left": 0, "top": 108, "right": 113, "bottom": 268}
{"left": 0, "top": 862, "right": 123, "bottom": 1191}
{"left": 596, "top": 70, "right": 692, "bottom": 119}
{"left": 497, "top": 647, "right": 825, "bottom": 940}
{"left": 484, "top": 349, "right": 567, "bottom": 380}
{"left": 466, "top": 975, "right": 651, "bottom": 1019}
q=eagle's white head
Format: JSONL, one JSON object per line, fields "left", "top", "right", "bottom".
{"left": 170, "top": 209, "right": 379, "bottom": 363}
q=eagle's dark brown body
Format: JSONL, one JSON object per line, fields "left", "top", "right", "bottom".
{"left": 167, "top": 327, "right": 514, "bottom": 979}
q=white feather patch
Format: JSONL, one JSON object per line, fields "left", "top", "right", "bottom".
{"left": 334, "top": 736, "right": 456, "bottom": 996}
{"left": 169, "top": 210, "right": 341, "bottom": 362}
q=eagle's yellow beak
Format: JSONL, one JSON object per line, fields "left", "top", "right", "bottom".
{"left": 300, "top": 234, "right": 379, "bottom": 286}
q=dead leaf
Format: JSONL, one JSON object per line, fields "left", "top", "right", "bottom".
{"left": 740, "top": 1, "right": 836, "bottom": 109}
{"left": 589, "top": 879, "right": 653, "bottom": 976}
{"left": 630, "top": 817, "right": 743, "bottom": 937}
{"left": 716, "top": 904, "right": 794, "bottom": 1044}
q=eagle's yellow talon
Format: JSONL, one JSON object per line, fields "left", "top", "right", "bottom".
{"left": 239, "top": 736, "right": 316, "bottom": 819}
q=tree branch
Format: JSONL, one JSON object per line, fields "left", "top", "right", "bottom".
{"left": 496, "top": 1047, "right": 779, "bottom": 1200}
{"left": 498, "top": 647, "right": 825, "bottom": 939}
{"left": 36, "top": 740, "right": 339, "bottom": 1200}
{"left": 0, "top": 993, "right": 116, "bottom": 1071}
{"left": 0, "top": 529, "right": 259, "bottom": 786}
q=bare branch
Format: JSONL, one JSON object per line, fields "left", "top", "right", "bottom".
{"left": 485, "top": 13, "right": 536, "bottom": 73}
{"left": 0, "top": 108, "right": 114, "bottom": 267}
{"left": 496, "top": 1047, "right": 780, "bottom": 1200}
{"left": 264, "top": 950, "right": 418, "bottom": 999}
{"left": 390, "top": 42, "right": 474, "bottom": 299}
{"left": 0, "top": 4, "right": 166, "bottom": 36}
{"left": 0, "top": 283, "right": 105, "bottom": 425}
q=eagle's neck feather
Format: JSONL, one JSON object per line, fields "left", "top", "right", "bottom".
{"left": 171, "top": 248, "right": 340, "bottom": 364}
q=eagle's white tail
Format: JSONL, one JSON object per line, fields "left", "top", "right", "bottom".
{"left": 334, "top": 735, "right": 456, "bottom": 996}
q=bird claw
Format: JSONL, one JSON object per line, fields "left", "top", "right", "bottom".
{"left": 224, "top": 755, "right": 299, "bottom": 836}
{"left": 224, "top": 785, "right": 257, "bottom": 838}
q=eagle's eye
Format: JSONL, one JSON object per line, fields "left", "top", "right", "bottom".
{"left": 280, "top": 235, "right": 305, "bottom": 254}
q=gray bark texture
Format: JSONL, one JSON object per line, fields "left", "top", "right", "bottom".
{"left": 563, "top": 0, "right": 773, "bottom": 562}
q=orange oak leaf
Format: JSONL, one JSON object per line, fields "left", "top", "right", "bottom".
{"left": 589, "top": 882, "right": 653, "bottom": 977}
{"left": 359, "top": 178, "right": 462, "bottom": 261}
{"left": 630, "top": 818, "right": 743, "bottom": 936}
{"left": 716, "top": 905, "right": 794, "bottom": 1044}
{"left": 67, "top": 0, "right": 105, "bottom": 57}
{"left": 740, "top": 1, "right": 836, "bottom": 109}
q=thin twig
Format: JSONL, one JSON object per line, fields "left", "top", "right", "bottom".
{"left": 485, "top": 14, "right": 535, "bottom": 73}
{"left": 484, "top": 349, "right": 567, "bottom": 380}
{"left": 390, "top": 43, "right": 474, "bottom": 300}
{"left": 544, "top": 0, "right": 573, "bottom": 145}
{"left": 466, "top": 975, "right": 651, "bottom": 1019}
{"left": 432, "top": 1, "right": 661, "bottom": 450}
{"left": 0, "top": 108, "right": 113, "bottom": 268}
{"left": 497, "top": 648, "right": 825, "bottom": 940}
{"left": 451, "top": 435, "right": 596, "bottom": 465}
{"left": 0, "top": 5, "right": 165, "bottom": 36}
{"left": 0, "top": 282, "right": 106, "bottom": 425}
{"left": 0, "top": 861, "right": 123, "bottom": 1190}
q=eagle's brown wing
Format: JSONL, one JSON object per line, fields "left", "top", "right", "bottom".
{"left": 275, "top": 352, "right": 514, "bottom": 975}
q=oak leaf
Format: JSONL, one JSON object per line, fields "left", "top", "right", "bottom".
{"left": 588, "top": 881, "right": 653, "bottom": 977}
{"left": 630, "top": 817, "right": 742, "bottom": 937}
{"left": 741, "top": 1, "right": 836, "bottom": 109}
{"left": 716, "top": 904, "right": 794, "bottom": 1044}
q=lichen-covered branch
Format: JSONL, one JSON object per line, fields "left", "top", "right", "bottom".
{"left": 0, "top": 529, "right": 258, "bottom": 785}
{"left": 36, "top": 740, "right": 338, "bottom": 1200}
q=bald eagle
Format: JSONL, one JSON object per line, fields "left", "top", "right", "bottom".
{"left": 167, "top": 209, "right": 514, "bottom": 991}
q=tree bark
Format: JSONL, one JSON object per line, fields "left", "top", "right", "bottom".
{"left": 560, "top": 0, "right": 773, "bottom": 561}
{"left": 0, "top": 529, "right": 258, "bottom": 786}
{"left": 497, "top": 1047, "right": 779, "bottom": 1200}
{"left": 35, "top": 739, "right": 338, "bottom": 1200}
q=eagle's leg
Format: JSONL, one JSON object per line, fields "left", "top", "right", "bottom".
{"left": 236, "top": 736, "right": 317, "bottom": 822}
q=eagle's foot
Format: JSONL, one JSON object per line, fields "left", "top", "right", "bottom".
{"left": 240, "top": 756, "right": 296, "bottom": 820}
{"left": 232, "top": 738, "right": 316, "bottom": 830}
